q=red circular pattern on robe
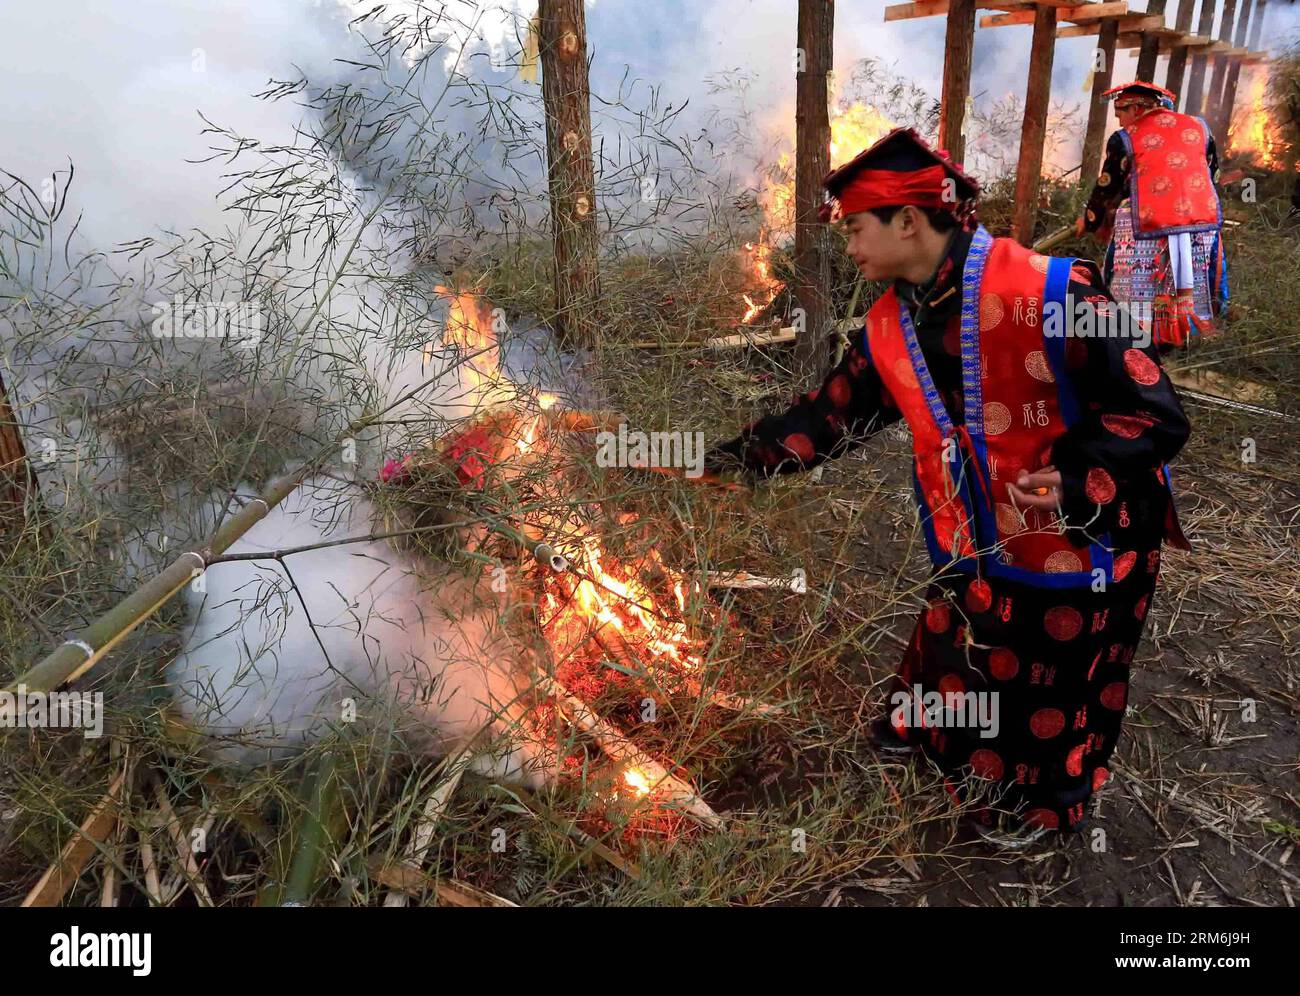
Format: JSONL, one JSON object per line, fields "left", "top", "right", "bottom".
{"left": 1066, "top": 743, "right": 1086, "bottom": 777}
{"left": 962, "top": 581, "right": 991, "bottom": 616}
{"left": 826, "top": 373, "right": 852, "bottom": 408}
{"left": 1181, "top": 127, "right": 1202, "bottom": 146}
{"left": 1113, "top": 550, "right": 1137, "bottom": 582}
{"left": 925, "top": 600, "right": 951, "bottom": 634}
{"left": 984, "top": 402, "right": 1011, "bottom": 435}
{"left": 1134, "top": 594, "right": 1149, "bottom": 620}
{"left": 1085, "top": 467, "right": 1117, "bottom": 504}
{"left": 980, "top": 293, "right": 1005, "bottom": 332}
{"left": 1166, "top": 151, "right": 1188, "bottom": 170}
{"left": 1024, "top": 350, "right": 1055, "bottom": 383}
{"left": 1045, "top": 550, "right": 1084, "bottom": 574}
{"left": 1024, "top": 808, "right": 1060, "bottom": 830}
{"left": 989, "top": 648, "right": 1019, "bottom": 681}
{"left": 782, "top": 433, "right": 815, "bottom": 463}
{"left": 1123, "top": 348, "right": 1161, "bottom": 386}
{"left": 1092, "top": 766, "right": 1110, "bottom": 790}
{"left": 1101, "top": 413, "right": 1153, "bottom": 439}
{"left": 1141, "top": 132, "right": 1165, "bottom": 150}
{"left": 939, "top": 673, "right": 966, "bottom": 697}
{"left": 1044, "top": 605, "right": 1083, "bottom": 641}
{"left": 995, "top": 503, "right": 1023, "bottom": 535}
{"left": 1099, "top": 681, "right": 1128, "bottom": 710}
{"left": 1152, "top": 175, "right": 1173, "bottom": 195}
{"left": 969, "top": 749, "right": 1004, "bottom": 780}
{"left": 1030, "top": 707, "right": 1066, "bottom": 739}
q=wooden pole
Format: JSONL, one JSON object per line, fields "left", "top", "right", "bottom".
{"left": 793, "top": 0, "right": 835, "bottom": 379}
{"left": 1082, "top": 18, "right": 1121, "bottom": 183}
{"left": 538, "top": 0, "right": 601, "bottom": 349}
{"left": 1247, "top": 0, "right": 1266, "bottom": 49}
{"left": 1165, "top": 0, "right": 1199, "bottom": 103}
{"left": 1215, "top": 0, "right": 1254, "bottom": 140}
{"left": 1185, "top": 0, "right": 1221, "bottom": 116}
{"left": 1205, "top": 0, "right": 1240, "bottom": 136}
{"left": 1012, "top": 6, "right": 1058, "bottom": 244}
{"left": 1136, "top": 0, "right": 1170, "bottom": 81}
{"left": 939, "top": 0, "right": 977, "bottom": 163}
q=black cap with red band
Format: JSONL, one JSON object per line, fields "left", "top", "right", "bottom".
{"left": 818, "top": 127, "right": 980, "bottom": 224}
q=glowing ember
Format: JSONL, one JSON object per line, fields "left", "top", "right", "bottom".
{"left": 623, "top": 766, "right": 653, "bottom": 797}
{"left": 1229, "top": 67, "right": 1288, "bottom": 169}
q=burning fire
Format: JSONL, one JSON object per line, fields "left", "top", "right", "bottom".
{"left": 430, "top": 284, "right": 501, "bottom": 386}
{"left": 742, "top": 102, "right": 896, "bottom": 323}
{"left": 1229, "top": 67, "right": 1288, "bottom": 169}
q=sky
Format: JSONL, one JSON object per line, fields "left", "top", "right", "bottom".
{"left": 3, "top": 0, "right": 1297, "bottom": 254}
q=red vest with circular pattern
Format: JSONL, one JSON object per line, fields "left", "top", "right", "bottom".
{"left": 864, "top": 228, "right": 1118, "bottom": 589}
{"left": 1121, "top": 110, "right": 1221, "bottom": 238}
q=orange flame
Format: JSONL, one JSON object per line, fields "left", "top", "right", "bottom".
{"left": 431, "top": 284, "right": 500, "bottom": 384}
{"left": 1228, "top": 67, "right": 1288, "bottom": 169}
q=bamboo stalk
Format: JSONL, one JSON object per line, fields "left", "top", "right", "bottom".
{"left": 150, "top": 775, "right": 214, "bottom": 907}
{"left": 22, "top": 768, "right": 127, "bottom": 907}
{"left": 368, "top": 856, "right": 518, "bottom": 907}
{"left": 382, "top": 745, "right": 476, "bottom": 908}
{"left": 535, "top": 672, "right": 723, "bottom": 829}
{"left": 277, "top": 751, "right": 346, "bottom": 907}
{"left": 1032, "top": 225, "right": 1076, "bottom": 253}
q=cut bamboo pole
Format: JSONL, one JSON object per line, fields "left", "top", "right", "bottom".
{"left": 150, "top": 775, "right": 214, "bottom": 907}
{"left": 535, "top": 671, "right": 723, "bottom": 829}
{"left": 382, "top": 744, "right": 476, "bottom": 908}
{"left": 368, "top": 857, "right": 518, "bottom": 906}
{"left": 22, "top": 768, "right": 127, "bottom": 907}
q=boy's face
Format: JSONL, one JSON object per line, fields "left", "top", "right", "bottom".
{"left": 843, "top": 208, "right": 915, "bottom": 282}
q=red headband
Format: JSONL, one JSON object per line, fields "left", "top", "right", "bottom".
{"left": 834, "top": 164, "right": 952, "bottom": 217}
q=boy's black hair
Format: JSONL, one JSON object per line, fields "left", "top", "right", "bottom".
{"left": 866, "top": 204, "right": 959, "bottom": 233}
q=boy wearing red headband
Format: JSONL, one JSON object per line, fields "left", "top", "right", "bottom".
{"left": 1076, "top": 81, "right": 1227, "bottom": 348}
{"left": 707, "top": 128, "right": 1191, "bottom": 844}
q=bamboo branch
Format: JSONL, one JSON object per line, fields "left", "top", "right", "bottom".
{"left": 22, "top": 768, "right": 127, "bottom": 907}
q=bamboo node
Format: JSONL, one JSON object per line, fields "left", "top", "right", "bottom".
{"left": 60, "top": 638, "right": 95, "bottom": 660}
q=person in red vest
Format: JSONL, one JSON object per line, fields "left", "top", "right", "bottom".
{"left": 706, "top": 127, "right": 1192, "bottom": 846}
{"left": 1076, "top": 81, "right": 1227, "bottom": 349}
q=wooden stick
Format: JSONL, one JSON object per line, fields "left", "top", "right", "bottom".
{"left": 368, "top": 856, "right": 518, "bottom": 907}
{"left": 535, "top": 672, "right": 724, "bottom": 829}
{"left": 22, "top": 769, "right": 127, "bottom": 907}
{"left": 382, "top": 746, "right": 476, "bottom": 908}
{"left": 150, "top": 776, "right": 214, "bottom": 907}
{"left": 1032, "top": 225, "right": 1076, "bottom": 253}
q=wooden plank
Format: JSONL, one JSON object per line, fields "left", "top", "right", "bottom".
{"left": 1205, "top": 0, "right": 1241, "bottom": 129}
{"left": 1058, "top": 13, "right": 1161, "bottom": 37}
{"left": 1012, "top": 5, "right": 1058, "bottom": 243}
{"left": 1136, "top": 0, "right": 1170, "bottom": 80}
{"left": 983, "top": 2, "right": 1126, "bottom": 27}
{"left": 883, "top": 0, "right": 1021, "bottom": 20}
{"left": 1185, "top": 0, "right": 1221, "bottom": 115}
{"left": 1165, "top": 0, "right": 1200, "bottom": 100}
{"left": 1081, "top": 17, "right": 1120, "bottom": 183}
{"left": 939, "top": 0, "right": 978, "bottom": 162}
